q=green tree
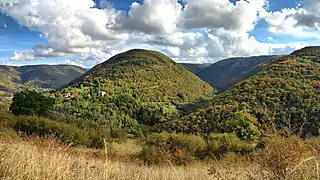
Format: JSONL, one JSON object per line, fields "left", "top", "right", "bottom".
{"left": 9, "top": 90, "right": 55, "bottom": 117}
{"left": 224, "top": 112, "right": 261, "bottom": 141}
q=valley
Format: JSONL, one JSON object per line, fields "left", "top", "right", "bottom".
{"left": 0, "top": 47, "right": 320, "bottom": 179}
{"left": 1, "top": 0, "right": 319, "bottom": 179}
{"left": 0, "top": 65, "right": 85, "bottom": 93}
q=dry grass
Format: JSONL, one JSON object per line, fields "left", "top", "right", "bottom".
{"left": 257, "top": 136, "right": 313, "bottom": 179}
{"left": 0, "top": 137, "right": 320, "bottom": 180}
{"left": 0, "top": 138, "right": 213, "bottom": 180}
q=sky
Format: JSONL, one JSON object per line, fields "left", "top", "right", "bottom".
{"left": 0, "top": 0, "right": 319, "bottom": 67}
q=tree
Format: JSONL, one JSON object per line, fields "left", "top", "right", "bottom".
{"left": 223, "top": 111, "right": 261, "bottom": 141}
{"left": 9, "top": 90, "right": 55, "bottom": 117}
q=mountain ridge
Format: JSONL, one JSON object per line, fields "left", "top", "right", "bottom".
{"left": 0, "top": 64, "right": 86, "bottom": 93}
{"left": 182, "top": 55, "right": 273, "bottom": 91}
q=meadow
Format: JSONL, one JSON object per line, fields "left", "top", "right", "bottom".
{"left": 1, "top": 135, "right": 320, "bottom": 180}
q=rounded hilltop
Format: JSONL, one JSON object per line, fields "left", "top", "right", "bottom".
{"left": 291, "top": 46, "right": 320, "bottom": 57}
{"left": 104, "top": 49, "right": 177, "bottom": 65}
{"left": 82, "top": 49, "right": 180, "bottom": 79}
{"left": 66, "top": 48, "right": 215, "bottom": 102}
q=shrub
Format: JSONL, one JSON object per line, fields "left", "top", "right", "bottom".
{"left": 10, "top": 90, "right": 55, "bottom": 117}
{"left": 206, "top": 133, "right": 255, "bottom": 158}
{"left": 223, "top": 112, "right": 261, "bottom": 141}
{"left": 0, "top": 109, "right": 110, "bottom": 148}
{"left": 12, "top": 116, "right": 106, "bottom": 148}
{"left": 140, "top": 133, "right": 206, "bottom": 165}
{"left": 257, "top": 136, "right": 311, "bottom": 179}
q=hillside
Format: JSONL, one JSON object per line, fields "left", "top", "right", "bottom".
{"left": 56, "top": 49, "right": 214, "bottom": 135}
{"left": 157, "top": 47, "right": 320, "bottom": 137}
{"left": 183, "top": 56, "right": 273, "bottom": 91}
{"left": 290, "top": 46, "right": 320, "bottom": 59}
{"left": 0, "top": 65, "right": 86, "bottom": 92}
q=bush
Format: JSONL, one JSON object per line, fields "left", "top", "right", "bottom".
{"left": 257, "top": 136, "right": 311, "bottom": 179}
{"left": 0, "top": 109, "right": 112, "bottom": 148}
{"left": 141, "top": 133, "right": 206, "bottom": 165}
{"left": 223, "top": 112, "right": 261, "bottom": 141}
{"left": 10, "top": 90, "right": 55, "bottom": 117}
{"left": 11, "top": 116, "right": 107, "bottom": 148}
{"left": 206, "top": 133, "right": 255, "bottom": 158}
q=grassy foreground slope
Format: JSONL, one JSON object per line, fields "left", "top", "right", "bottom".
{"left": 0, "top": 138, "right": 212, "bottom": 180}
{"left": 0, "top": 65, "right": 86, "bottom": 92}
{"left": 1, "top": 134, "right": 320, "bottom": 180}
{"left": 158, "top": 47, "right": 320, "bottom": 137}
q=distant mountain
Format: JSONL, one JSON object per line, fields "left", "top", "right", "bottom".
{"left": 158, "top": 46, "right": 320, "bottom": 137}
{"left": 56, "top": 49, "right": 214, "bottom": 134}
{"left": 182, "top": 56, "right": 273, "bottom": 91}
{"left": 181, "top": 63, "right": 211, "bottom": 74}
{"left": 0, "top": 65, "right": 86, "bottom": 93}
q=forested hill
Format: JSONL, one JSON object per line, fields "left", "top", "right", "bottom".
{"left": 55, "top": 49, "right": 214, "bottom": 134}
{"left": 182, "top": 56, "right": 273, "bottom": 91}
{"left": 0, "top": 65, "right": 86, "bottom": 93}
{"left": 157, "top": 47, "right": 320, "bottom": 138}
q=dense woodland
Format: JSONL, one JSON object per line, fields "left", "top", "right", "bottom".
{"left": 157, "top": 53, "right": 320, "bottom": 138}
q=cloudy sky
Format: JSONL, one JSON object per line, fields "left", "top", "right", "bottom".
{"left": 0, "top": 0, "right": 319, "bottom": 67}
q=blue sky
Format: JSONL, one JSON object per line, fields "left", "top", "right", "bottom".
{"left": 0, "top": 0, "right": 318, "bottom": 67}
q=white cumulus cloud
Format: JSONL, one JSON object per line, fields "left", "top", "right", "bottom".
{"left": 0, "top": 0, "right": 312, "bottom": 66}
{"left": 263, "top": 0, "right": 320, "bottom": 38}
{"left": 180, "top": 0, "right": 266, "bottom": 32}
{"left": 120, "top": 0, "right": 182, "bottom": 34}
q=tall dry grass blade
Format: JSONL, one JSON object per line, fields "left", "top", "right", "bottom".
{"left": 103, "top": 138, "right": 109, "bottom": 180}
{"left": 166, "top": 159, "right": 177, "bottom": 173}
{"left": 315, "top": 159, "right": 319, "bottom": 179}
{"left": 288, "top": 156, "right": 316, "bottom": 179}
